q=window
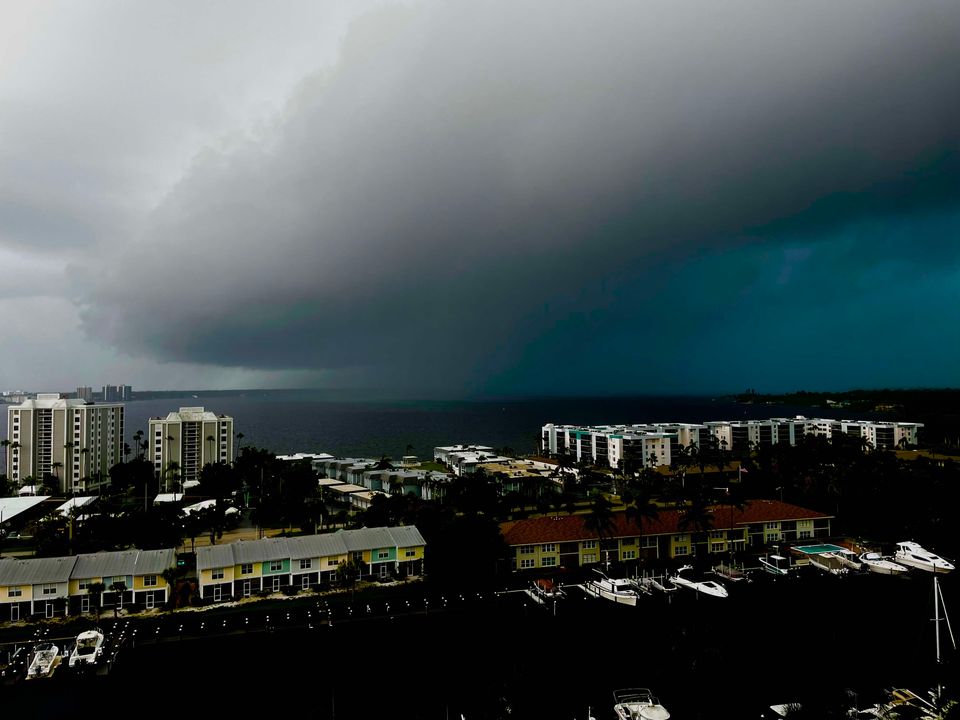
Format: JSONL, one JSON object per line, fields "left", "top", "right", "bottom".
{"left": 673, "top": 534, "right": 689, "bottom": 543}
{"left": 582, "top": 540, "right": 597, "bottom": 549}
{"left": 404, "top": 549, "right": 417, "bottom": 558}
{"left": 622, "top": 550, "right": 636, "bottom": 560}
{"left": 299, "top": 559, "right": 312, "bottom": 570}
{"left": 710, "top": 542, "right": 725, "bottom": 553}
{"left": 708, "top": 530, "right": 724, "bottom": 540}
{"left": 327, "top": 559, "right": 340, "bottom": 567}
{"left": 8, "top": 587, "right": 22, "bottom": 597}
{"left": 143, "top": 575, "right": 157, "bottom": 587}
{"left": 377, "top": 550, "right": 390, "bottom": 560}
{"left": 78, "top": 580, "right": 89, "bottom": 591}
{"left": 269, "top": 560, "right": 283, "bottom": 572}
{"left": 519, "top": 545, "right": 534, "bottom": 555}
{"left": 520, "top": 558, "right": 535, "bottom": 569}
{"left": 42, "top": 584, "right": 57, "bottom": 595}
{"left": 798, "top": 529, "right": 812, "bottom": 540}
{"left": 674, "top": 545, "right": 690, "bottom": 557}
{"left": 541, "top": 556, "right": 557, "bottom": 567}
{"left": 582, "top": 553, "right": 597, "bottom": 564}
{"left": 211, "top": 568, "right": 224, "bottom": 580}
{"left": 241, "top": 563, "right": 253, "bottom": 575}
{"left": 541, "top": 543, "right": 556, "bottom": 553}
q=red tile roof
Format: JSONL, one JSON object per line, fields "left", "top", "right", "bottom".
{"left": 500, "top": 500, "right": 831, "bottom": 546}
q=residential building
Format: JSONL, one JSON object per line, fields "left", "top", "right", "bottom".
{"left": 0, "top": 556, "right": 76, "bottom": 621}
{"left": 196, "top": 526, "right": 426, "bottom": 601}
{"left": 148, "top": 407, "right": 234, "bottom": 484}
{"left": 75, "top": 386, "right": 93, "bottom": 402}
{"left": 101, "top": 384, "right": 133, "bottom": 402}
{"left": 69, "top": 548, "right": 176, "bottom": 613}
{"left": 0, "top": 548, "right": 175, "bottom": 620}
{"left": 541, "top": 416, "right": 923, "bottom": 469}
{"left": 6, "top": 393, "right": 124, "bottom": 493}
{"left": 500, "top": 500, "right": 833, "bottom": 571}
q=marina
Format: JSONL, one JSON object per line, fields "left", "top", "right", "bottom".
{"left": 0, "top": 568, "right": 954, "bottom": 717}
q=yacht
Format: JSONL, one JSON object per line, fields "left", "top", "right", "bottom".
{"left": 583, "top": 570, "right": 641, "bottom": 606}
{"left": 894, "top": 541, "right": 955, "bottom": 574}
{"left": 26, "top": 642, "right": 60, "bottom": 679}
{"left": 833, "top": 548, "right": 863, "bottom": 571}
{"left": 68, "top": 629, "right": 105, "bottom": 668}
{"left": 669, "top": 565, "right": 728, "bottom": 598}
{"left": 613, "top": 688, "right": 671, "bottom": 720}
{"left": 859, "top": 552, "right": 909, "bottom": 576}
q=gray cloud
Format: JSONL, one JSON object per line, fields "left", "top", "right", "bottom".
{"left": 61, "top": 0, "right": 960, "bottom": 393}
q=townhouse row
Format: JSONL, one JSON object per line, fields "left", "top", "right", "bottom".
{"left": 0, "top": 548, "right": 175, "bottom": 622}
{"left": 0, "top": 525, "right": 427, "bottom": 622}
{"left": 542, "top": 417, "right": 923, "bottom": 470}
{"left": 196, "top": 526, "right": 426, "bottom": 601}
{"left": 500, "top": 500, "right": 833, "bottom": 571}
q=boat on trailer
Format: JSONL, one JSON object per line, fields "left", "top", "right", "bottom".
{"left": 613, "top": 688, "right": 670, "bottom": 720}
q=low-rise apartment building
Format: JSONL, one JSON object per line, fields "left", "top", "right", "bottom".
{"left": 500, "top": 500, "right": 833, "bottom": 572}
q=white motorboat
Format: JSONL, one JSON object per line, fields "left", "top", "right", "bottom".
{"left": 894, "top": 541, "right": 955, "bottom": 574}
{"left": 758, "top": 554, "right": 791, "bottom": 576}
{"left": 68, "top": 628, "right": 105, "bottom": 668}
{"left": 613, "top": 688, "right": 671, "bottom": 720}
{"left": 669, "top": 565, "right": 728, "bottom": 598}
{"left": 26, "top": 642, "right": 60, "bottom": 679}
{"left": 583, "top": 570, "right": 640, "bottom": 606}
{"left": 631, "top": 575, "right": 677, "bottom": 595}
{"left": 859, "top": 552, "right": 909, "bottom": 576}
{"left": 806, "top": 552, "right": 850, "bottom": 576}
{"left": 833, "top": 548, "right": 863, "bottom": 571}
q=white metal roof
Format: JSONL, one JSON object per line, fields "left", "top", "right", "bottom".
{"left": 0, "top": 495, "right": 50, "bottom": 522}
{"left": 55, "top": 496, "right": 97, "bottom": 517}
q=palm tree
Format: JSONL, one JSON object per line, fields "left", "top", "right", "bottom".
{"left": 164, "top": 461, "right": 181, "bottom": 493}
{"left": 108, "top": 580, "right": 127, "bottom": 616}
{"left": 51, "top": 461, "right": 63, "bottom": 488}
{"left": 123, "top": 442, "right": 131, "bottom": 463}
{"left": 623, "top": 483, "right": 659, "bottom": 568}
{"left": 235, "top": 432, "right": 245, "bottom": 462}
{"left": 133, "top": 430, "right": 144, "bottom": 461}
{"left": 62, "top": 441, "right": 76, "bottom": 493}
{"left": 206, "top": 435, "right": 216, "bottom": 464}
{"left": 161, "top": 567, "right": 183, "bottom": 608}
{"left": 678, "top": 488, "right": 715, "bottom": 556}
{"left": 583, "top": 491, "right": 616, "bottom": 568}
{"left": 1, "top": 439, "right": 10, "bottom": 476}
{"left": 86, "top": 581, "right": 106, "bottom": 621}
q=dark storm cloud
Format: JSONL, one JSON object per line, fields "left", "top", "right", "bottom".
{"left": 80, "top": 0, "right": 960, "bottom": 394}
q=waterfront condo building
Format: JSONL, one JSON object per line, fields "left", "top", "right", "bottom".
{"left": 6, "top": 393, "right": 124, "bottom": 493}
{"left": 149, "top": 407, "right": 234, "bottom": 484}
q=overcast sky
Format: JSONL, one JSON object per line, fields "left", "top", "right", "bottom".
{"left": 1, "top": 0, "right": 958, "bottom": 398}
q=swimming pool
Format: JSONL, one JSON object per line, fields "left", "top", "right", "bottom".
{"left": 793, "top": 543, "right": 846, "bottom": 555}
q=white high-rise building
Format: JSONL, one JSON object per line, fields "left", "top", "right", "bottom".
{"left": 6, "top": 393, "right": 124, "bottom": 493}
{"left": 149, "top": 407, "right": 234, "bottom": 485}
